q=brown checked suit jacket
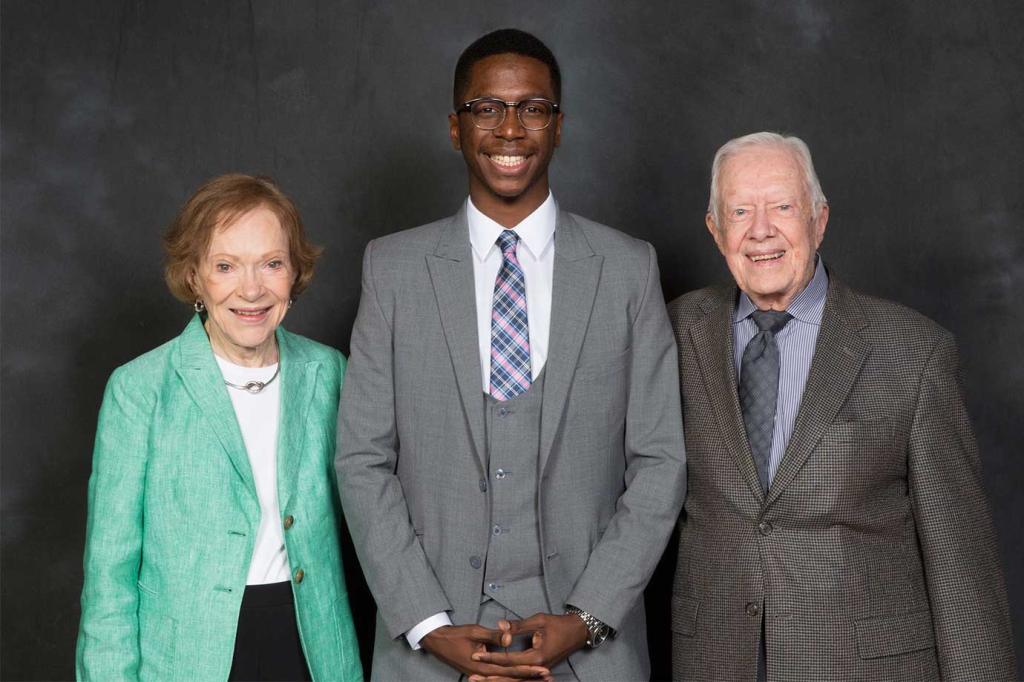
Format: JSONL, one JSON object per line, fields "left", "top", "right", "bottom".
{"left": 667, "top": 275, "right": 1016, "bottom": 681}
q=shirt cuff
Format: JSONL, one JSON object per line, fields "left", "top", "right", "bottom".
{"left": 406, "top": 612, "right": 453, "bottom": 650}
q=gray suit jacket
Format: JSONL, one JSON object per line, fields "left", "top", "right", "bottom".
{"left": 336, "top": 205, "right": 686, "bottom": 681}
{"left": 667, "top": 277, "right": 1016, "bottom": 681}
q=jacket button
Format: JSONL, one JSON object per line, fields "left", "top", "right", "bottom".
{"left": 283, "top": 515, "right": 295, "bottom": 530}
{"left": 479, "top": 478, "right": 488, "bottom": 492}
{"left": 469, "top": 555, "right": 482, "bottom": 569}
{"left": 293, "top": 568, "right": 304, "bottom": 584}
{"left": 758, "top": 521, "right": 773, "bottom": 536}
{"left": 745, "top": 602, "right": 760, "bottom": 617}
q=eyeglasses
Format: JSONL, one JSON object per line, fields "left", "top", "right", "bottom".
{"left": 457, "top": 97, "right": 560, "bottom": 131}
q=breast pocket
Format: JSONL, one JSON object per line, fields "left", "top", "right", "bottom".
{"left": 821, "top": 418, "right": 893, "bottom": 443}
{"left": 574, "top": 345, "right": 630, "bottom": 379}
{"left": 818, "top": 418, "right": 901, "bottom": 478}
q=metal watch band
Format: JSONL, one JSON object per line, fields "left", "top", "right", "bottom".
{"left": 565, "top": 605, "right": 610, "bottom": 648}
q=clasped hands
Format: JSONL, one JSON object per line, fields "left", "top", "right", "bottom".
{"left": 419, "top": 612, "right": 589, "bottom": 682}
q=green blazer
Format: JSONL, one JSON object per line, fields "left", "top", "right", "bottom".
{"left": 76, "top": 315, "right": 363, "bottom": 682}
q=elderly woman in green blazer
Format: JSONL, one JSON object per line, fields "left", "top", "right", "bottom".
{"left": 76, "top": 174, "right": 363, "bottom": 681}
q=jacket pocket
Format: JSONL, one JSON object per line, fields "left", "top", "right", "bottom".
{"left": 855, "top": 609, "right": 935, "bottom": 659}
{"left": 822, "top": 418, "right": 893, "bottom": 443}
{"left": 138, "top": 591, "right": 178, "bottom": 680}
{"left": 670, "top": 594, "right": 699, "bottom": 637}
{"left": 574, "top": 346, "right": 630, "bottom": 381}
{"left": 136, "top": 580, "right": 159, "bottom": 597}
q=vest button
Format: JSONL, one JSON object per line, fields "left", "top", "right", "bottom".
{"left": 495, "top": 469, "right": 507, "bottom": 480}
{"left": 469, "top": 555, "right": 482, "bottom": 569}
{"left": 283, "top": 515, "right": 294, "bottom": 530}
{"left": 498, "top": 407, "right": 510, "bottom": 417}
{"left": 745, "top": 602, "right": 760, "bottom": 617}
{"left": 492, "top": 524, "right": 502, "bottom": 535}
{"left": 293, "top": 568, "right": 305, "bottom": 584}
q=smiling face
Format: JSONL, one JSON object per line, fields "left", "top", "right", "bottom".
{"left": 449, "top": 53, "right": 562, "bottom": 226}
{"left": 707, "top": 145, "right": 829, "bottom": 311}
{"left": 190, "top": 205, "right": 294, "bottom": 366}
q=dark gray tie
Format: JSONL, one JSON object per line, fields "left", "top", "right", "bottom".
{"left": 739, "top": 310, "right": 793, "bottom": 494}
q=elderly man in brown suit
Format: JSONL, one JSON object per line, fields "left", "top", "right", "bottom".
{"left": 668, "top": 131, "right": 1016, "bottom": 681}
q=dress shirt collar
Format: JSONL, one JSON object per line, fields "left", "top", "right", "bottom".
{"left": 467, "top": 191, "right": 557, "bottom": 262}
{"left": 735, "top": 254, "right": 829, "bottom": 325}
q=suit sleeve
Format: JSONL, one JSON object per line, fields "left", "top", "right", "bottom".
{"left": 565, "top": 242, "right": 687, "bottom": 629}
{"left": 75, "top": 367, "right": 150, "bottom": 681}
{"left": 908, "top": 332, "right": 1017, "bottom": 680}
{"left": 335, "top": 240, "right": 453, "bottom": 639}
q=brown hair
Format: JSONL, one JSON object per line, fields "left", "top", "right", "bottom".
{"left": 163, "top": 173, "right": 322, "bottom": 303}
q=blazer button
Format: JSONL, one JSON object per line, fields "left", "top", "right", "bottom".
{"left": 757, "top": 521, "right": 773, "bottom": 536}
{"left": 469, "top": 555, "right": 482, "bottom": 569}
{"left": 745, "top": 602, "right": 760, "bottom": 617}
{"left": 479, "top": 478, "right": 488, "bottom": 493}
{"left": 293, "top": 568, "right": 305, "bottom": 584}
{"left": 283, "top": 515, "right": 295, "bottom": 530}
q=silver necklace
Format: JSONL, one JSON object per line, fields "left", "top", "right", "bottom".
{"left": 223, "top": 364, "right": 281, "bottom": 394}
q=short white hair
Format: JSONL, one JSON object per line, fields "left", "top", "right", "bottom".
{"left": 707, "top": 131, "right": 828, "bottom": 226}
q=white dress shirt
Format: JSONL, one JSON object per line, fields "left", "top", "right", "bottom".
{"left": 405, "top": 193, "right": 558, "bottom": 648}
{"left": 469, "top": 192, "right": 556, "bottom": 392}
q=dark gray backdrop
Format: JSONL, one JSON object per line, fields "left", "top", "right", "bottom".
{"left": 2, "top": 1, "right": 1022, "bottom": 679}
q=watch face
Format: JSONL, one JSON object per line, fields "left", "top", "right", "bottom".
{"left": 591, "top": 625, "right": 610, "bottom": 647}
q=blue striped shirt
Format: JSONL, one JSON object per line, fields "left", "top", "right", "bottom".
{"left": 733, "top": 256, "right": 829, "bottom": 487}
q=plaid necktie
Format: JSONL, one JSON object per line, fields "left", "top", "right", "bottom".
{"left": 489, "top": 230, "right": 531, "bottom": 400}
{"left": 739, "top": 309, "right": 793, "bottom": 493}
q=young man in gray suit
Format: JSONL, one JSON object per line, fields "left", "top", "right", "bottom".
{"left": 336, "top": 29, "right": 685, "bottom": 681}
{"left": 668, "top": 132, "right": 1016, "bottom": 681}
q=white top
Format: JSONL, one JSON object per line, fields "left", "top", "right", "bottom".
{"left": 215, "top": 355, "right": 290, "bottom": 585}
{"left": 405, "top": 193, "right": 558, "bottom": 648}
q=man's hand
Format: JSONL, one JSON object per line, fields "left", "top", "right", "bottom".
{"left": 468, "top": 612, "right": 589, "bottom": 678}
{"left": 420, "top": 624, "right": 551, "bottom": 680}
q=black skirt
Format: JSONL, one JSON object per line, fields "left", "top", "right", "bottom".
{"left": 228, "top": 581, "right": 312, "bottom": 681}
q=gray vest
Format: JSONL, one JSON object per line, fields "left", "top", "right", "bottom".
{"left": 481, "top": 369, "right": 549, "bottom": 618}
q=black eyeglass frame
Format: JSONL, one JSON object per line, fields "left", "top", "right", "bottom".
{"left": 456, "top": 97, "right": 561, "bottom": 131}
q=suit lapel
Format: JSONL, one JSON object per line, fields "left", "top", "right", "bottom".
{"left": 173, "top": 315, "right": 256, "bottom": 494}
{"left": 689, "top": 289, "right": 766, "bottom": 502}
{"left": 426, "top": 206, "right": 488, "bottom": 470}
{"left": 766, "top": 279, "right": 869, "bottom": 505}
{"left": 539, "top": 211, "right": 602, "bottom": 474}
{"left": 275, "top": 328, "right": 320, "bottom": 514}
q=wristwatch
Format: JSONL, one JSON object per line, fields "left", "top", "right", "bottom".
{"left": 565, "top": 605, "right": 611, "bottom": 648}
